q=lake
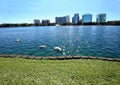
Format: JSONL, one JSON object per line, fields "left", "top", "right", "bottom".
{"left": 0, "top": 26, "right": 120, "bottom": 58}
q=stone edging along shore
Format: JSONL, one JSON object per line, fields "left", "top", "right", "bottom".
{"left": 0, "top": 54, "right": 120, "bottom": 62}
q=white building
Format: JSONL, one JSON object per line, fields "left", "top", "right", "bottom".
{"left": 55, "top": 15, "right": 70, "bottom": 25}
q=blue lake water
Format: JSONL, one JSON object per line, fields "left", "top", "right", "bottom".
{"left": 0, "top": 26, "right": 120, "bottom": 58}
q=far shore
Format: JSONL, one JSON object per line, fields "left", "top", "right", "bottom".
{"left": 0, "top": 21, "right": 120, "bottom": 28}
{"left": 0, "top": 24, "right": 120, "bottom": 28}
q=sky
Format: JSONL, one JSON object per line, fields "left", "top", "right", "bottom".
{"left": 0, "top": 0, "right": 120, "bottom": 23}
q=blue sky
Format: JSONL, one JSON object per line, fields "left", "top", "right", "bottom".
{"left": 0, "top": 0, "right": 120, "bottom": 23}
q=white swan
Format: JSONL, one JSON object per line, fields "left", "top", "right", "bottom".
{"left": 55, "top": 24, "right": 61, "bottom": 26}
{"left": 39, "top": 45, "right": 46, "bottom": 48}
{"left": 16, "top": 38, "right": 20, "bottom": 42}
{"left": 54, "top": 46, "right": 62, "bottom": 51}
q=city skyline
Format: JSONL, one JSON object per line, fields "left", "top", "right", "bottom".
{"left": 0, "top": 0, "right": 120, "bottom": 23}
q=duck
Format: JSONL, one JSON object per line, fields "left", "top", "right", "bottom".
{"left": 54, "top": 46, "right": 62, "bottom": 51}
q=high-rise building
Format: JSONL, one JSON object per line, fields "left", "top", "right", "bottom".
{"left": 42, "top": 20, "right": 50, "bottom": 25}
{"left": 65, "top": 15, "right": 70, "bottom": 24}
{"left": 55, "top": 15, "right": 70, "bottom": 25}
{"left": 96, "top": 14, "right": 106, "bottom": 23}
{"left": 34, "top": 19, "right": 40, "bottom": 25}
{"left": 82, "top": 14, "right": 92, "bottom": 23}
{"left": 72, "top": 13, "right": 79, "bottom": 24}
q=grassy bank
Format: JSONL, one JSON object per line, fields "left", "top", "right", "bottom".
{"left": 0, "top": 58, "right": 120, "bottom": 85}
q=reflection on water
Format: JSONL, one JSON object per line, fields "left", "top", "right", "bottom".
{"left": 0, "top": 26, "right": 120, "bottom": 58}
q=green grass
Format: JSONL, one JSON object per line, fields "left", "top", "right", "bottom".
{"left": 0, "top": 58, "right": 120, "bottom": 85}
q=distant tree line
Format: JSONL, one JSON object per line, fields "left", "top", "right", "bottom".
{"left": 0, "top": 20, "right": 120, "bottom": 28}
{"left": 106, "top": 20, "right": 120, "bottom": 25}
{"left": 0, "top": 23, "right": 57, "bottom": 28}
{"left": 73, "top": 20, "right": 120, "bottom": 25}
{"left": 56, "top": 20, "right": 120, "bottom": 26}
{"left": 0, "top": 23, "right": 34, "bottom": 28}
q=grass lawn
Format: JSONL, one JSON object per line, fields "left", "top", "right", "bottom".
{"left": 0, "top": 58, "right": 120, "bottom": 85}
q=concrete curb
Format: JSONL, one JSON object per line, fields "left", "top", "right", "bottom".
{"left": 0, "top": 54, "right": 120, "bottom": 62}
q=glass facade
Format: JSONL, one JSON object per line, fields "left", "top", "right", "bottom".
{"left": 96, "top": 14, "right": 106, "bottom": 23}
{"left": 42, "top": 20, "right": 50, "bottom": 25}
{"left": 82, "top": 14, "right": 92, "bottom": 23}
{"left": 72, "top": 13, "right": 79, "bottom": 24}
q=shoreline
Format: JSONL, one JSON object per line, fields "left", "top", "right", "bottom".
{"left": 0, "top": 54, "right": 120, "bottom": 62}
{"left": 0, "top": 25, "right": 120, "bottom": 28}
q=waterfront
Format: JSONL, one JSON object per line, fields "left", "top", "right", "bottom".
{"left": 0, "top": 26, "right": 120, "bottom": 58}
